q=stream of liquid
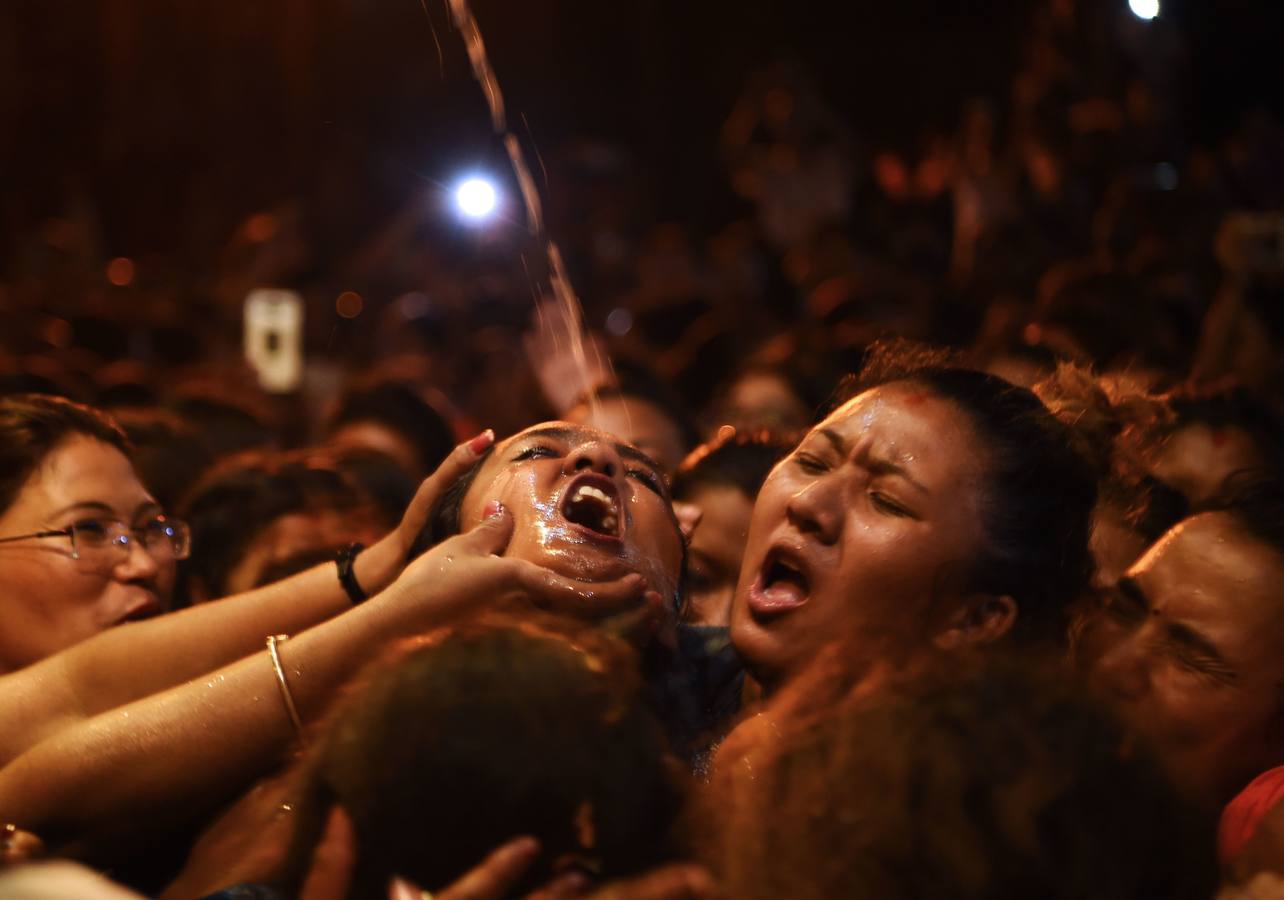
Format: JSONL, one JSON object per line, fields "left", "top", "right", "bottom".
{"left": 443, "top": 0, "right": 607, "bottom": 421}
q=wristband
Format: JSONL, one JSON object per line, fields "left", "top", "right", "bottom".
{"left": 335, "top": 542, "right": 367, "bottom": 605}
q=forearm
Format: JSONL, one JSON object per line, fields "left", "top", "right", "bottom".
{"left": 0, "top": 531, "right": 409, "bottom": 765}
{"left": 0, "top": 595, "right": 402, "bottom": 856}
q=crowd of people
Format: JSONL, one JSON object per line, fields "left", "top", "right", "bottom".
{"left": 3, "top": 0, "right": 1284, "bottom": 897}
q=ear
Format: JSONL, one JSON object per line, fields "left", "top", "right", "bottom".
{"left": 931, "top": 594, "right": 1018, "bottom": 650}
{"left": 673, "top": 500, "right": 702, "bottom": 544}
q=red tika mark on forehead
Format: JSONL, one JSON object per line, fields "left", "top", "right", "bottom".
{"left": 900, "top": 390, "right": 931, "bottom": 407}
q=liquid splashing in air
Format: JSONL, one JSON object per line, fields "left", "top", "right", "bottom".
{"left": 439, "top": 0, "right": 612, "bottom": 422}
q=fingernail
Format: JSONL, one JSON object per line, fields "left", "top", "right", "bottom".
{"left": 548, "top": 869, "right": 593, "bottom": 895}
{"left": 468, "top": 429, "right": 496, "bottom": 455}
{"left": 483, "top": 499, "right": 505, "bottom": 519}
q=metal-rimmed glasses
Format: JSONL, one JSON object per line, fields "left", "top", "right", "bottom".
{"left": 0, "top": 515, "right": 191, "bottom": 566}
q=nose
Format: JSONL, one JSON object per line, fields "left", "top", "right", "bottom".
{"left": 785, "top": 479, "right": 842, "bottom": 544}
{"left": 112, "top": 533, "right": 162, "bottom": 584}
{"left": 1090, "top": 630, "right": 1152, "bottom": 704}
{"left": 565, "top": 440, "right": 623, "bottom": 481}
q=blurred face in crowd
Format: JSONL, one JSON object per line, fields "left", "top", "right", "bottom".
{"left": 730, "top": 383, "right": 992, "bottom": 692}
{"left": 565, "top": 396, "right": 688, "bottom": 475}
{"left": 0, "top": 437, "right": 177, "bottom": 671}
{"left": 224, "top": 508, "right": 383, "bottom": 596}
{"left": 1088, "top": 513, "right": 1284, "bottom": 805}
{"left": 719, "top": 371, "right": 812, "bottom": 432}
{"left": 681, "top": 483, "right": 756, "bottom": 627}
{"left": 1150, "top": 423, "right": 1266, "bottom": 505}
{"left": 459, "top": 422, "right": 685, "bottom": 611}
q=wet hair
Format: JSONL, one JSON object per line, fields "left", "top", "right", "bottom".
{"left": 702, "top": 654, "right": 1218, "bottom": 900}
{"left": 671, "top": 430, "right": 795, "bottom": 503}
{"left": 329, "top": 381, "right": 456, "bottom": 476}
{"left": 179, "top": 450, "right": 369, "bottom": 599}
{"left": 282, "top": 615, "right": 682, "bottom": 898}
{"left": 1201, "top": 472, "right": 1284, "bottom": 560}
{"left": 0, "top": 394, "right": 132, "bottom": 516}
{"left": 835, "top": 339, "right": 1097, "bottom": 642}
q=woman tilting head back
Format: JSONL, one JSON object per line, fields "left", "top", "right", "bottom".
{"left": 731, "top": 340, "right": 1097, "bottom": 692}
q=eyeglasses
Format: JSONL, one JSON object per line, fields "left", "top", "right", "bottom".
{"left": 0, "top": 515, "right": 191, "bottom": 565}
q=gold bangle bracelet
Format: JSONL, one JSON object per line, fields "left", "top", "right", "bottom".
{"left": 267, "top": 634, "right": 306, "bottom": 746}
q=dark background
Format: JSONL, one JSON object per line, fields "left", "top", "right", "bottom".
{"left": 2, "top": 0, "right": 1281, "bottom": 271}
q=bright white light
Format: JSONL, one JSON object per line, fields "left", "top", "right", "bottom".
{"left": 454, "top": 177, "right": 498, "bottom": 221}
{"left": 1128, "top": 0, "right": 1159, "bottom": 20}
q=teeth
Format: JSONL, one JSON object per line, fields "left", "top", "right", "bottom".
{"left": 573, "top": 485, "right": 615, "bottom": 507}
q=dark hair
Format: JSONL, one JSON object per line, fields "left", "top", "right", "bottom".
{"left": 283, "top": 615, "right": 682, "bottom": 898}
{"left": 0, "top": 394, "right": 132, "bottom": 515}
{"left": 1034, "top": 364, "right": 1187, "bottom": 542}
{"left": 837, "top": 339, "right": 1097, "bottom": 642}
{"left": 703, "top": 654, "right": 1217, "bottom": 900}
{"left": 179, "top": 450, "right": 369, "bottom": 599}
{"left": 1201, "top": 472, "right": 1284, "bottom": 559}
{"left": 671, "top": 430, "right": 795, "bottom": 502}
{"left": 329, "top": 381, "right": 455, "bottom": 476}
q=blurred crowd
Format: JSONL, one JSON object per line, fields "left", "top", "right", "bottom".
{"left": 3, "top": 0, "right": 1284, "bottom": 897}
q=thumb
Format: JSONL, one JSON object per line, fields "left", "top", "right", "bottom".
{"left": 454, "top": 501, "right": 514, "bottom": 556}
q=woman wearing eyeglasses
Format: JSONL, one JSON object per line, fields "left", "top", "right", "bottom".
{"left": 0, "top": 397, "right": 190, "bottom": 671}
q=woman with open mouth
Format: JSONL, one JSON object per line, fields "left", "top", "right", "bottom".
{"left": 729, "top": 339, "right": 1100, "bottom": 697}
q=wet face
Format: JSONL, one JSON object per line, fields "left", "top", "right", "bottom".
{"left": 565, "top": 396, "right": 688, "bottom": 475}
{"left": 730, "top": 384, "right": 990, "bottom": 691}
{"left": 681, "top": 483, "right": 755, "bottom": 627}
{"left": 459, "top": 422, "right": 685, "bottom": 609}
{"left": 0, "top": 437, "right": 176, "bottom": 671}
{"left": 1087, "top": 513, "right": 1284, "bottom": 805}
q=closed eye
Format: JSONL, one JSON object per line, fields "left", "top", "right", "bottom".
{"left": 626, "top": 467, "right": 663, "bottom": 495}
{"left": 870, "top": 491, "right": 916, "bottom": 519}
{"left": 513, "top": 444, "right": 559, "bottom": 462}
{"left": 792, "top": 452, "right": 828, "bottom": 474}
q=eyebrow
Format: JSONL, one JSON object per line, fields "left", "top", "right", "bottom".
{"left": 816, "top": 427, "right": 931, "bottom": 496}
{"left": 49, "top": 501, "right": 116, "bottom": 519}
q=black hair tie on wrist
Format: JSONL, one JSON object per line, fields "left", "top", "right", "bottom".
{"left": 335, "top": 542, "right": 367, "bottom": 605}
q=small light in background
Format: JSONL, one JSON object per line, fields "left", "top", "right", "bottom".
{"left": 605, "top": 307, "right": 634, "bottom": 336}
{"left": 454, "top": 176, "right": 499, "bottom": 221}
{"left": 336, "top": 291, "right": 364, "bottom": 319}
{"left": 1128, "top": 0, "right": 1159, "bottom": 20}
{"left": 106, "top": 257, "right": 136, "bottom": 287}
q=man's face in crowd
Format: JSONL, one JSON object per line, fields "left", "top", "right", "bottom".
{"left": 1088, "top": 512, "right": 1284, "bottom": 805}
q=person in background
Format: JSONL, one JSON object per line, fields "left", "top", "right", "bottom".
{"left": 671, "top": 430, "right": 793, "bottom": 628}
{"left": 179, "top": 450, "right": 382, "bottom": 603}
{"left": 324, "top": 381, "right": 456, "bottom": 482}
{"left": 1083, "top": 474, "right": 1284, "bottom": 869}
{"left": 565, "top": 366, "right": 701, "bottom": 476}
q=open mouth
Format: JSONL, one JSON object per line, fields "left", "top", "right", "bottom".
{"left": 748, "top": 547, "right": 811, "bottom": 616}
{"left": 117, "top": 597, "right": 162, "bottom": 625}
{"left": 560, "top": 473, "right": 623, "bottom": 541}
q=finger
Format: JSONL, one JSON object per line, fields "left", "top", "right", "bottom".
{"left": 452, "top": 502, "right": 515, "bottom": 557}
{"left": 298, "top": 807, "right": 358, "bottom": 900}
{"left": 513, "top": 566, "right": 648, "bottom": 619}
{"left": 586, "top": 865, "right": 715, "bottom": 900}
{"left": 400, "top": 430, "right": 496, "bottom": 537}
{"left": 527, "top": 869, "right": 593, "bottom": 899}
{"left": 436, "top": 836, "right": 540, "bottom": 900}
